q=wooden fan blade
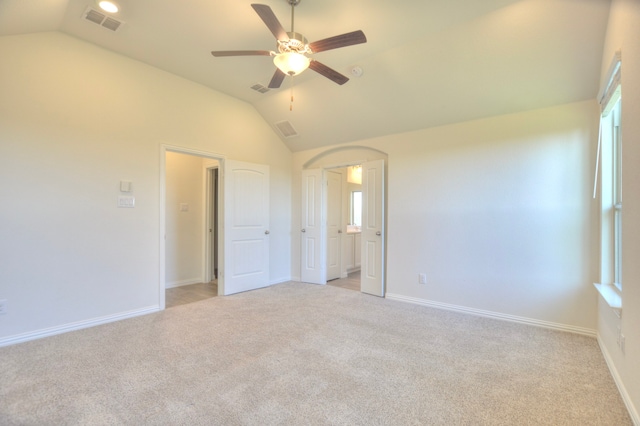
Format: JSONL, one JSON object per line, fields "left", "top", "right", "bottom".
{"left": 211, "top": 50, "right": 272, "bottom": 57}
{"left": 251, "top": 4, "right": 289, "bottom": 41}
{"left": 309, "top": 60, "right": 349, "bottom": 85}
{"left": 268, "top": 69, "right": 286, "bottom": 89}
{"left": 309, "top": 30, "right": 367, "bottom": 53}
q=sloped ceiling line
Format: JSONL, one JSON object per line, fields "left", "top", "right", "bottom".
{"left": 0, "top": 0, "right": 612, "bottom": 152}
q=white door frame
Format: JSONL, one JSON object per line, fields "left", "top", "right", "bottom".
{"left": 160, "top": 145, "right": 226, "bottom": 309}
{"left": 326, "top": 170, "right": 343, "bottom": 281}
{"left": 204, "top": 165, "right": 219, "bottom": 283}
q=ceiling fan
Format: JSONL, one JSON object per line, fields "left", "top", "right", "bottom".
{"left": 211, "top": 0, "right": 367, "bottom": 89}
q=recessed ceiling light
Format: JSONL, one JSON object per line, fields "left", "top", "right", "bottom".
{"left": 98, "top": 1, "right": 119, "bottom": 14}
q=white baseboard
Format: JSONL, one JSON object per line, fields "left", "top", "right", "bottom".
{"left": 167, "top": 276, "right": 292, "bottom": 289}
{"left": 291, "top": 275, "right": 301, "bottom": 282}
{"left": 385, "top": 293, "right": 597, "bottom": 337}
{"left": 0, "top": 306, "right": 159, "bottom": 348}
{"left": 165, "top": 278, "right": 203, "bottom": 289}
{"left": 597, "top": 336, "right": 640, "bottom": 425}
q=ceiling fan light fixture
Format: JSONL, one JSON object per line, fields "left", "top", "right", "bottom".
{"left": 273, "top": 52, "right": 310, "bottom": 76}
{"left": 97, "top": 1, "right": 119, "bottom": 13}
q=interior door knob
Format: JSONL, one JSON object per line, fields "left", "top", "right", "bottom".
{"left": 301, "top": 229, "right": 306, "bottom": 233}
{"left": 376, "top": 231, "right": 381, "bottom": 236}
{"left": 265, "top": 230, "right": 270, "bottom": 235}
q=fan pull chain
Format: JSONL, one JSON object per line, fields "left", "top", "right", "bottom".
{"left": 290, "top": 76, "right": 295, "bottom": 111}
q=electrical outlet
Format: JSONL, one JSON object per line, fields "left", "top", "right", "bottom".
{"left": 419, "top": 273, "right": 427, "bottom": 284}
{"left": 0, "top": 299, "right": 7, "bottom": 315}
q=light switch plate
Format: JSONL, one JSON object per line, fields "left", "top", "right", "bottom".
{"left": 118, "top": 195, "right": 135, "bottom": 208}
{"left": 120, "top": 180, "right": 132, "bottom": 192}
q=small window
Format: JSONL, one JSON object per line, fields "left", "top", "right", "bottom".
{"left": 612, "top": 98, "right": 622, "bottom": 290}
{"left": 595, "top": 53, "right": 622, "bottom": 312}
{"left": 351, "top": 191, "right": 362, "bottom": 227}
{"left": 600, "top": 88, "right": 622, "bottom": 291}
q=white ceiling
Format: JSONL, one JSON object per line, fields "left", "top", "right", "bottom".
{"left": 0, "top": 0, "right": 610, "bottom": 152}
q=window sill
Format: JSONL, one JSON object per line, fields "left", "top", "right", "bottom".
{"left": 594, "top": 283, "right": 622, "bottom": 317}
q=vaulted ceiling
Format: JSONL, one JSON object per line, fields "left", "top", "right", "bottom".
{"left": 0, "top": 0, "right": 610, "bottom": 152}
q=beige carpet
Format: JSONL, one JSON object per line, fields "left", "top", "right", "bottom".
{"left": 0, "top": 282, "right": 632, "bottom": 425}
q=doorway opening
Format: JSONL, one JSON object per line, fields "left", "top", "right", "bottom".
{"left": 301, "top": 158, "right": 386, "bottom": 297}
{"left": 161, "top": 148, "right": 272, "bottom": 307}
{"left": 160, "top": 146, "right": 223, "bottom": 309}
{"left": 325, "top": 165, "right": 362, "bottom": 291}
{"left": 164, "top": 151, "right": 220, "bottom": 308}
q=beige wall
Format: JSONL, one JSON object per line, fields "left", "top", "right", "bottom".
{"left": 597, "top": 0, "right": 640, "bottom": 421}
{"left": 0, "top": 7, "right": 637, "bottom": 418}
{"left": 165, "top": 152, "right": 207, "bottom": 287}
{"left": 293, "top": 100, "right": 599, "bottom": 333}
{"left": 0, "top": 32, "right": 292, "bottom": 342}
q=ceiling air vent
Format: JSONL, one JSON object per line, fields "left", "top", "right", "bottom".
{"left": 83, "top": 7, "right": 124, "bottom": 32}
{"left": 250, "top": 83, "right": 270, "bottom": 94}
{"left": 274, "top": 120, "right": 299, "bottom": 138}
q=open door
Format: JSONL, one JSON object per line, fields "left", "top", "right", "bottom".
{"left": 222, "top": 160, "right": 270, "bottom": 295}
{"left": 361, "top": 159, "right": 385, "bottom": 296}
{"left": 301, "top": 168, "right": 325, "bottom": 284}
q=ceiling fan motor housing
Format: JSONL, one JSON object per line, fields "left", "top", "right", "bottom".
{"left": 278, "top": 32, "right": 310, "bottom": 54}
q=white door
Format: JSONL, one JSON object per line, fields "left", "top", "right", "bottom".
{"left": 222, "top": 160, "right": 270, "bottom": 295}
{"left": 326, "top": 170, "right": 342, "bottom": 281}
{"left": 301, "top": 168, "right": 325, "bottom": 284}
{"left": 361, "top": 159, "right": 385, "bottom": 296}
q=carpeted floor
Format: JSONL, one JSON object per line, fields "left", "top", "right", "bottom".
{"left": 0, "top": 282, "right": 632, "bottom": 425}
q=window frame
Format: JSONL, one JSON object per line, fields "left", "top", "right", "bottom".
{"left": 594, "top": 53, "right": 622, "bottom": 313}
{"left": 600, "top": 88, "right": 622, "bottom": 292}
{"left": 612, "top": 99, "right": 622, "bottom": 291}
{"left": 350, "top": 190, "right": 362, "bottom": 227}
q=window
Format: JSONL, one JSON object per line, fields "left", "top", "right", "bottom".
{"left": 609, "top": 97, "right": 622, "bottom": 290}
{"left": 597, "top": 54, "right": 622, "bottom": 306}
{"left": 601, "top": 90, "right": 622, "bottom": 291}
{"left": 351, "top": 191, "right": 362, "bottom": 227}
